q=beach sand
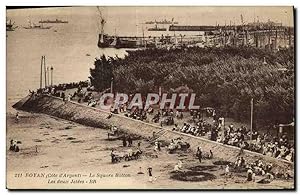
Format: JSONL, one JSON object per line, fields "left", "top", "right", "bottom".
{"left": 6, "top": 100, "right": 294, "bottom": 190}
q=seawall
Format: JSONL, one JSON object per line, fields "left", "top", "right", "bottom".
{"left": 13, "top": 94, "right": 294, "bottom": 175}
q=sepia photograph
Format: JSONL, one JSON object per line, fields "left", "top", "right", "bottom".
{"left": 6, "top": 6, "right": 295, "bottom": 190}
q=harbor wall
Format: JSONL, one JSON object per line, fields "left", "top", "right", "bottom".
{"left": 13, "top": 95, "right": 294, "bottom": 175}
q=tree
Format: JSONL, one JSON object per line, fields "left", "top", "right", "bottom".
{"left": 89, "top": 47, "right": 294, "bottom": 127}
{"left": 89, "top": 55, "right": 113, "bottom": 92}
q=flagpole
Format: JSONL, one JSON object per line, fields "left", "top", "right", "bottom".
{"left": 44, "top": 56, "right": 47, "bottom": 87}
{"left": 40, "top": 56, "right": 43, "bottom": 89}
{"left": 50, "top": 66, "right": 53, "bottom": 86}
{"left": 47, "top": 67, "right": 50, "bottom": 87}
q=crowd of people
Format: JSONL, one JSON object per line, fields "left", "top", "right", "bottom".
{"left": 232, "top": 155, "right": 292, "bottom": 182}
{"left": 178, "top": 121, "right": 211, "bottom": 137}
{"left": 110, "top": 148, "right": 143, "bottom": 163}
{"left": 177, "top": 120, "right": 294, "bottom": 162}
{"left": 47, "top": 81, "right": 89, "bottom": 92}
{"left": 32, "top": 80, "right": 90, "bottom": 102}
{"left": 116, "top": 104, "right": 180, "bottom": 126}
{"left": 167, "top": 137, "right": 190, "bottom": 154}
{"left": 124, "top": 108, "right": 148, "bottom": 121}
{"left": 9, "top": 139, "right": 20, "bottom": 152}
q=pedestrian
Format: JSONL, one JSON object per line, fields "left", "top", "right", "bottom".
{"left": 209, "top": 150, "right": 213, "bottom": 159}
{"left": 14, "top": 144, "right": 20, "bottom": 152}
{"left": 147, "top": 167, "right": 153, "bottom": 182}
{"left": 67, "top": 94, "right": 71, "bottom": 101}
{"left": 252, "top": 172, "right": 256, "bottom": 182}
{"left": 9, "top": 139, "right": 15, "bottom": 151}
{"left": 128, "top": 136, "right": 133, "bottom": 147}
{"left": 111, "top": 149, "right": 115, "bottom": 163}
{"left": 154, "top": 141, "right": 159, "bottom": 152}
{"left": 196, "top": 147, "right": 202, "bottom": 163}
{"left": 157, "top": 141, "right": 161, "bottom": 151}
{"left": 225, "top": 165, "right": 230, "bottom": 176}
{"left": 247, "top": 168, "right": 253, "bottom": 181}
{"left": 122, "top": 136, "right": 127, "bottom": 147}
{"left": 152, "top": 131, "right": 156, "bottom": 138}
{"left": 178, "top": 160, "right": 183, "bottom": 169}
{"left": 174, "top": 164, "right": 180, "bottom": 171}
{"left": 15, "top": 112, "right": 19, "bottom": 122}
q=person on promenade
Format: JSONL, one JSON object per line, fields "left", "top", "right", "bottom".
{"left": 9, "top": 139, "right": 15, "bottom": 151}
{"left": 128, "top": 136, "right": 133, "bottom": 147}
{"left": 152, "top": 111, "right": 160, "bottom": 123}
{"left": 225, "top": 165, "right": 230, "bottom": 177}
{"left": 196, "top": 147, "right": 202, "bottom": 163}
{"left": 178, "top": 160, "right": 183, "bottom": 169}
{"left": 209, "top": 150, "right": 213, "bottom": 159}
{"left": 154, "top": 141, "right": 159, "bottom": 152}
{"left": 15, "top": 112, "right": 19, "bottom": 123}
{"left": 247, "top": 168, "right": 253, "bottom": 181}
{"left": 122, "top": 136, "right": 127, "bottom": 147}
{"left": 61, "top": 92, "right": 65, "bottom": 101}
{"left": 111, "top": 149, "right": 116, "bottom": 163}
{"left": 157, "top": 141, "right": 161, "bottom": 151}
{"left": 147, "top": 167, "right": 153, "bottom": 182}
{"left": 67, "top": 94, "right": 71, "bottom": 101}
{"left": 9, "top": 139, "right": 20, "bottom": 152}
{"left": 174, "top": 160, "right": 183, "bottom": 171}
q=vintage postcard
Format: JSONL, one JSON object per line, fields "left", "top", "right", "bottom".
{"left": 6, "top": 6, "right": 294, "bottom": 190}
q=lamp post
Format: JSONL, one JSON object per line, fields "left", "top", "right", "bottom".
{"left": 110, "top": 77, "right": 114, "bottom": 93}
{"left": 50, "top": 66, "right": 53, "bottom": 86}
{"left": 250, "top": 98, "right": 254, "bottom": 140}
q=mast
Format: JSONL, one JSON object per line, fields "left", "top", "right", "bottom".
{"left": 142, "top": 26, "right": 145, "bottom": 48}
{"left": 97, "top": 6, "right": 105, "bottom": 43}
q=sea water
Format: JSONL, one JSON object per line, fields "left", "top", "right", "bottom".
{"left": 7, "top": 10, "right": 128, "bottom": 101}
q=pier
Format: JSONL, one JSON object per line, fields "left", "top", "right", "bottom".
{"left": 98, "top": 25, "right": 294, "bottom": 50}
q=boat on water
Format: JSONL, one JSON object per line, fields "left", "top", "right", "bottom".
{"left": 97, "top": 7, "right": 151, "bottom": 49}
{"left": 23, "top": 21, "right": 52, "bottom": 30}
{"left": 98, "top": 34, "right": 145, "bottom": 49}
{"left": 145, "top": 18, "right": 178, "bottom": 25}
{"left": 97, "top": 16, "right": 145, "bottom": 49}
{"left": 6, "top": 19, "right": 18, "bottom": 31}
{"left": 146, "top": 18, "right": 177, "bottom": 31}
{"left": 148, "top": 24, "right": 167, "bottom": 31}
{"left": 39, "top": 19, "right": 68, "bottom": 24}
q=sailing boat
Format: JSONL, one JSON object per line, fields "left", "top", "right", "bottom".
{"left": 6, "top": 19, "right": 18, "bottom": 31}
{"left": 23, "top": 20, "right": 52, "bottom": 30}
{"left": 97, "top": 7, "right": 112, "bottom": 47}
